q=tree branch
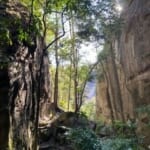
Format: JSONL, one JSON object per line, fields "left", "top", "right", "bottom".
{"left": 79, "top": 61, "right": 99, "bottom": 109}
{"left": 43, "top": 0, "right": 72, "bottom": 51}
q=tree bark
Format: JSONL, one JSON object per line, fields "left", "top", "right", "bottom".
{"left": 53, "top": 12, "right": 59, "bottom": 110}
{"left": 67, "top": 65, "right": 72, "bottom": 111}
{"left": 69, "top": 14, "right": 79, "bottom": 113}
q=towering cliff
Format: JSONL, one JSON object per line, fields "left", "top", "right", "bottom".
{"left": 96, "top": 0, "right": 150, "bottom": 145}
{"left": 0, "top": 1, "right": 50, "bottom": 149}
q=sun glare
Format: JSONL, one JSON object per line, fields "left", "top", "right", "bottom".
{"left": 115, "top": 4, "right": 123, "bottom": 12}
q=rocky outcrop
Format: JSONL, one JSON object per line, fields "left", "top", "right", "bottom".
{"left": 0, "top": 1, "right": 50, "bottom": 149}
{"left": 96, "top": 0, "right": 150, "bottom": 146}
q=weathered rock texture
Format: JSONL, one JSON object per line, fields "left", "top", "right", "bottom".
{"left": 96, "top": 0, "right": 150, "bottom": 146}
{"left": 0, "top": 1, "right": 50, "bottom": 149}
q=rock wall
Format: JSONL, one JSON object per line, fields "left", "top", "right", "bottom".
{"left": 0, "top": 1, "right": 50, "bottom": 149}
{"left": 120, "top": 0, "right": 150, "bottom": 106}
{"left": 96, "top": 0, "right": 150, "bottom": 146}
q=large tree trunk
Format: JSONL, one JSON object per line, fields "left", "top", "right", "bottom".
{"left": 0, "top": 1, "right": 50, "bottom": 149}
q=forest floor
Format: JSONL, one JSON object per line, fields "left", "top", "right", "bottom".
{"left": 38, "top": 112, "right": 92, "bottom": 150}
{"left": 38, "top": 112, "right": 146, "bottom": 150}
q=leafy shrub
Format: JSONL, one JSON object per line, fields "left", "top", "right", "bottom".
{"left": 113, "top": 120, "right": 137, "bottom": 137}
{"left": 137, "top": 105, "right": 150, "bottom": 114}
{"left": 68, "top": 128, "right": 101, "bottom": 150}
{"left": 80, "top": 101, "right": 96, "bottom": 120}
{"left": 100, "top": 138, "right": 139, "bottom": 150}
{"left": 137, "top": 105, "right": 150, "bottom": 127}
{"left": 68, "top": 127, "right": 140, "bottom": 150}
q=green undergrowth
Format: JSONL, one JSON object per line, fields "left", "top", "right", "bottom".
{"left": 100, "top": 138, "right": 140, "bottom": 150}
{"left": 67, "top": 126, "right": 142, "bottom": 150}
{"left": 68, "top": 128, "right": 101, "bottom": 150}
{"left": 64, "top": 111, "right": 142, "bottom": 150}
{"left": 38, "top": 111, "right": 145, "bottom": 150}
{"left": 137, "top": 105, "right": 150, "bottom": 127}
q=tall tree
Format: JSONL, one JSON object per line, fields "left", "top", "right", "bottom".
{"left": 53, "top": 12, "right": 59, "bottom": 109}
{"left": 70, "top": 13, "right": 79, "bottom": 112}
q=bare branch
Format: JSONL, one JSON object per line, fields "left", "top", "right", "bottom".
{"left": 43, "top": 0, "right": 72, "bottom": 51}
{"left": 79, "top": 61, "right": 99, "bottom": 109}
{"left": 43, "top": 10, "right": 65, "bottom": 51}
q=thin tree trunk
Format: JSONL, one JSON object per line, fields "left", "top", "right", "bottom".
{"left": 69, "top": 13, "right": 79, "bottom": 113}
{"left": 67, "top": 65, "right": 72, "bottom": 111}
{"left": 79, "top": 62, "right": 98, "bottom": 110}
{"left": 53, "top": 12, "right": 59, "bottom": 109}
{"left": 74, "top": 47, "right": 78, "bottom": 113}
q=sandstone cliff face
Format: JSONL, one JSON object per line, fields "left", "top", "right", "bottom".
{"left": 0, "top": 1, "right": 50, "bottom": 149}
{"left": 96, "top": 0, "right": 150, "bottom": 146}
{"left": 120, "top": 0, "right": 150, "bottom": 145}
{"left": 120, "top": 0, "right": 150, "bottom": 106}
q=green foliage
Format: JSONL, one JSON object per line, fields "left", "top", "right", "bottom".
{"left": 68, "top": 128, "right": 101, "bottom": 150}
{"left": 0, "top": 18, "right": 12, "bottom": 46}
{"left": 114, "top": 120, "right": 125, "bottom": 127}
{"left": 113, "top": 120, "right": 137, "bottom": 137}
{"left": 17, "top": 17, "right": 41, "bottom": 45}
{"left": 78, "top": 111, "right": 88, "bottom": 119}
{"left": 137, "top": 105, "right": 150, "bottom": 114}
{"left": 59, "top": 99, "right": 69, "bottom": 111}
{"left": 99, "top": 120, "right": 142, "bottom": 149}
{"left": 0, "top": 28, "right": 12, "bottom": 46}
{"left": 0, "top": 62, "right": 9, "bottom": 69}
{"left": 98, "top": 43, "right": 111, "bottom": 63}
{"left": 68, "top": 127, "right": 140, "bottom": 150}
{"left": 137, "top": 105, "right": 150, "bottom": 127}
{"left": 101, "top": 17, "right": 123, "bottom": 41}
{"left": 97, "top": 43, "right": 110, "bottom": 81}
{"left": 17, "top": 28, "right": 29, "bottom": 43}
{"left": 0, "top": 11, "right": 41, "bottom": 47}
{"left": 80, "top": 101, "right": 96, "bottom": 120}
{"left": 100, "top": 138, "right": 139, "bottom": 150}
